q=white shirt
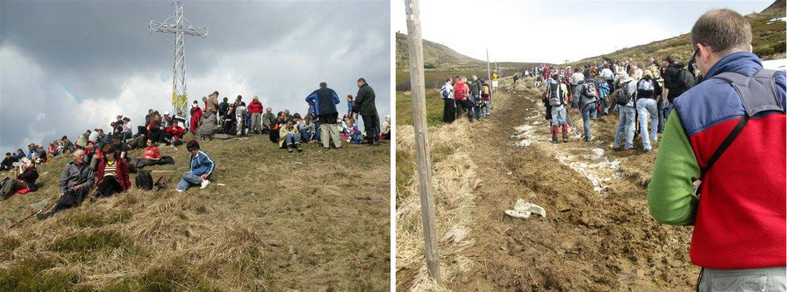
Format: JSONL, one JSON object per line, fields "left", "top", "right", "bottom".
{"left": 600, "top": 68, "right": 614, "bottom": 80}
{"left": 441, "top": 82, "right": 454, "bottom": 99}
{"left": 570, "top": 72, "right": 585, "bottom": 86}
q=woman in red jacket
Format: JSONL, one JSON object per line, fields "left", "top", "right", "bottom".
{"left": 91, "top": 145, "right": 130, "bottom": 201}
{"left": 190, "top": 100, "right": 203, "bottom": 134}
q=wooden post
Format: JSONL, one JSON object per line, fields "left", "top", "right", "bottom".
{"left": 487, "top": 49, "right": 493, "bottom": 107}
{"left": 404, "top": 0, "right": 442, "bottom": 284}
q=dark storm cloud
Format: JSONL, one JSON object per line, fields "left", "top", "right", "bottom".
{"left": 0, "top": 0, "right": 390, "bottom": 151}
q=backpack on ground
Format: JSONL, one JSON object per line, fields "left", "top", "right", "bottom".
{"left": 614, "top": 81, "right": 633, "bottom": 106}
{"left": 159, "top": 156, "right": 175, "bottom": 165}
{"left": 135, "top": 169, "right": 153, "bottom": 190}
{"left": 548, "top": 82, "right": 565, "bottom": 107}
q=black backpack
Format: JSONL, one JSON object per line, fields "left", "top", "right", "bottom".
{"left": 675, "top": 67, "right": 696, "bottom": 92}
{"left": 614, "top": 81, "right": 633, "bottom": 105}
{"left": 135, "top": 169, "right": 153, "bottom": 190}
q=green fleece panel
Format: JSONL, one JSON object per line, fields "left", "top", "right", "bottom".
{"left": 647, "top": 110, "right": 701, "bottom": 226}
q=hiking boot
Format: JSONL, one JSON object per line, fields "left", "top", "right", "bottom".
{"left": 296, "top": 144, "right": 303, "bottom": 152}
{"left": 288, "top": 146, "right": 293, "bottom": 153}
{"left": 90, "top": 196, "right": 98, "bottom": 203}
{"left": 562, "top": 133, "right": 569, "bottom": 142}
{"left": 552, "top": 133, "right": 558, "bottom": 144}
{"left": 200, "top": 180, "right": 211, "bottom": 189}
{"left": 36, "top": 211, "right": 50, "bottom": 220}
{"left": 373, "top": 139, "right": 380, "bottom": 146}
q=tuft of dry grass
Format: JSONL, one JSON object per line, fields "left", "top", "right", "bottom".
{"left": 396, "top": 122, "right": 480, "bottom": 291}
{"left": 0, "top": 134, "right": 390, "bottom": 290}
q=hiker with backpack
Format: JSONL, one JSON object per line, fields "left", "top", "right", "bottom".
{"left": 176, "top": 140, "right": 215, "bottom": 192}
{"left": 481, "top": 81, "right": 491, "bottom": 118}
{"left": 470, "top": 76, "right": 483, "bottom": 119}
{"left": 90, "top": 145, "right": 130, "bottom": 202}
{"left": 635, "top": 70, "right": 661, "bottom": 152}
{"left": 648, "top": 9, "right": 786, "bottom": 291}
{"left": 453, "top": 76, "right": 474, "bottom": 122}
{"left": 572, "top": 76, "right": 599, "bottom": 142}
{"left": 663, "top": 55, "right": 695, "bottom": 113}
{"left": 612, "top": 71, "right": 638, "bottom": 150}
{"left": 38, "top": 149, "right": 94, "bottom": 219}
{"left": 545, "top": 74, "right": 570, "bottom": 143}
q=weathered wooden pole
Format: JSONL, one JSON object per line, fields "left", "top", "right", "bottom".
{"left": 487, "top": 48, "right": 493, "bottom": 104}
{"left": 404, "top": 0, "right": 442, "bottom": 284}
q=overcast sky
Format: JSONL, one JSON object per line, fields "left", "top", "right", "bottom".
{"left": 394, "top": 0, "right": 774, "bottom": 64}
{"left": 0, "top": 0, "right": 390, "bottom": 152}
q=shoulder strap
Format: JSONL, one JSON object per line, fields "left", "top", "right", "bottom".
{"left": 702, "top": 69, "right": 785, "bottom": 177}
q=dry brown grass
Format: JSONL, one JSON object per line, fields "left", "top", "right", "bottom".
{"left": 0, "top": 134, "right": 390, "bottom": 291}
{"left": 395, "top": 122, "right": 480, "bottom": 291}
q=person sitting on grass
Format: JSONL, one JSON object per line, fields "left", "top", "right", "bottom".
{"left": 1, "top": 158, "right": 38, "bottom": 200}
{"left": 38, "top": 150, "right": 94, "bottom": 219}
{"left": 141, "top": 139, "right": 161, "bottom": 162}
{"left": 380, "top": 115, "right": 391, "bottom": 140}
{"left": 1, "top": 152, "right": 14, "bottom": 171}
{"left": 165, "top": 122, "right": 185, "bottom": 146}
{"left": 90, "top": 145, "right": 130, "bottom": 202}
{"left": 342, "top": 115, "right": 362, "bottom": 144}
{"left": 176, "top": 140, "right": 215, "bottom": 192}
{"left": 299, "top": 115, "right": 316, "bottom": 142}
{"left": 279, "top": 120, "right": 303, "bottom": 153}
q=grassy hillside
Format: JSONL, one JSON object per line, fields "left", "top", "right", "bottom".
{"left": 0, "top": 134, "right": 390, "bottom": 291}
{"left": 395, "top": 33, "right": 545, "bottom": 72}
{"left": 569, "top": 1, "right": 786, "bottom": 68}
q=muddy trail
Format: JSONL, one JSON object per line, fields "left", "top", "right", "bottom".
{"left": 447, "top": 77, "right": 697, "bottom": 291}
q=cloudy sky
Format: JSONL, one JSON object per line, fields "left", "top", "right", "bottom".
{"left": 394, "top": 0, "right": 774, "bottom": 64}
{"left": 0, "top": 0, "right": 390, "bottom": 151}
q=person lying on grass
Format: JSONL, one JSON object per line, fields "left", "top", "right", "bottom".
{"left": 176, "top": 140, "right": 214, "bottom": 192}
{"left": 1, "top": 158, "right": 38, "bottom": 200}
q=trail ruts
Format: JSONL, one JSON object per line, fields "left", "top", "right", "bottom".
{"left": 450, "top": 77, "right": 696, "bottom": 291}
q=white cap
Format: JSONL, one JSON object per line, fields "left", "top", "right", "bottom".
{"left": 163, "top": 111, "right": 170, "bottom": 115}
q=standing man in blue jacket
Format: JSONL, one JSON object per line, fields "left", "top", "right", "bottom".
{"left": 306, "top": 82, "right": 342, "bottom": 149}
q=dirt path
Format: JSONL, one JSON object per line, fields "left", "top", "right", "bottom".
{"left": 448, "top": 78, "right": 697, "bottom": 291}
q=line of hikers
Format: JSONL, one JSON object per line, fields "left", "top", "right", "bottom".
{"left": 440, "top": 75, "right": 494, "bottom": 123}
{"left": 537, "top": 54, "right": 698, "bottom": 151}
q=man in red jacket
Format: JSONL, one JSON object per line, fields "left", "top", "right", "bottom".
{"left": 248, "top": 96, "right": 264, "bottom": 134}
{"left": 648, "top": 9, "right": 785, "bottom": 291}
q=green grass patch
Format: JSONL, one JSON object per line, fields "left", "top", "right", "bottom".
{"left": 396, "top": 90, "right": 444, "bottom": 127}
{"left": 0, "top": 256, "right": 82, "bottom": 291}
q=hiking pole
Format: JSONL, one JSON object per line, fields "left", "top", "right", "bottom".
{"left": 10, "top": 209, "right": 43, "bottom": 228}
{"left": 405, "top": 0, "right": 442, "bottom": 285}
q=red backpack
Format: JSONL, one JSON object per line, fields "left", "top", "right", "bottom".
{"left": 454, "top": 83, "right": 467, "bottom": 100}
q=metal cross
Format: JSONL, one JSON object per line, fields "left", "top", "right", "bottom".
{"left": 149, "top": 1, "right": 207, "bottom": 119}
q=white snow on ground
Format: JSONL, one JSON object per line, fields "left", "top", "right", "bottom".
{"left": 767, "top": 16, "right": 786, "bottom": 24}
{"left": 763, "top": 59, "right": 786, "bottom": 71}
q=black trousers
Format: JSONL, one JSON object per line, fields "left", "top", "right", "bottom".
{"left": 443, "top": 99, "right": 456, "bottom": 123}
{"left": 149, "top": 129, "right": 164, "bottom": 143}
{"left": 94, "top": 176, "right": 122, "bottom": 198}
{"left": 362, "top": 114, "right": 380, "bottom": 143}
{"left": 48, "top": 187, "right": 90, "bottom": 216}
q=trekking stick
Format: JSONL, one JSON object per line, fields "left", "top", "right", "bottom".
{"left": 10, "top": 208, "right": 43, "bottom": 228}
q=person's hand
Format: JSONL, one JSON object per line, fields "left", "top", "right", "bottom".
{"left": 200, "top": 174, "right": 207, "bottom": 180}
{"left": 74, "top": 184, "right": 82, "bottom": 190}
{"left": 573, "top": 108, "right": 579, "bottom": 113}
{"left": 60, "top": 192, "right": 65, "bottom": 197}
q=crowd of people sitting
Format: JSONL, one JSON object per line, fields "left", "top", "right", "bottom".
{"left": 0, "top": 78, "right": 390, "bottom": 221}
{"left": 529, "top": 55, "right": 698, "bottom": 151}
